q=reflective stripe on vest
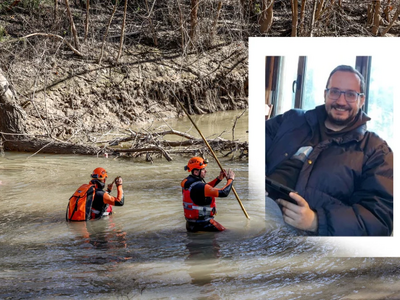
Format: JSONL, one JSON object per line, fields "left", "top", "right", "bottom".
{"left": 91, "top": 208, "right": 101, "bottom": 214}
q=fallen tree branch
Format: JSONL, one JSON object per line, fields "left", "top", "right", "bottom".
{"left": 100, "top": 128, "right": 247, "bottom": 150}
{"left": 3, "top": 33, "right": 83, "bottom": 57}
{"left": 114, "top": 146, "right": 172, "bottom": 161}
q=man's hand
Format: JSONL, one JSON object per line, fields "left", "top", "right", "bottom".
{"left": 115, "top": 176, "right": 123, "bottom": 186}
{"left": 276, "top": 192, "right": 318, "bottom": 232}
{"left": 218, "top": 169, "right": 226, "bottom": 181}
{"left": 226, "top": 169, "right": 235, "bottom": 180}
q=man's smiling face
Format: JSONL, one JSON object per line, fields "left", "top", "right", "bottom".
{"left": 324, "top": 71, "right": 365, "bottom": 130}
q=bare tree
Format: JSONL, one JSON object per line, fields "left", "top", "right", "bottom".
{"left": 54, "top": 0, "right": 58, "bottom": 20}
{"left": 84, "top": 0, "right": 90, "bottom": 41}
{"left": 299, "top": 0, "right": 307, "bottom": 35}
{"left": 309, "top": 0, "right": 318, "bottom": 36}
{"left": 0, "top": 68, "right": 26, "bottom": 138}
{"left": 190, "top": 0, "right": 199, "bottom": 46}
{"left": 65, "top": 0, "right": 80, "bottom": 50}
{"left": 259, "top": 0, "right": 274, "bottom": 33}
{"left": 116, "top": 0, "right": 128, "bottom": 62}
{"left": 384, "top": 0, "right": 392, "bottom": 22}
{"left": 315, "top": 0, "right": 326, "bottom": 20}
{"left": 176, "top": 0, "right": 186, "bottom": 51}
{"left": 145, "top": 0, "right": 158, "bottom": 46}
{"left": 98, "top": 0, "right": 119, "bottom": 64}
{"left": 291, "top": 0, "right": 298, "bottom": 37}
{"left": 371, "top": 0, "right": 381, "bottom": 36}
{"left": 211, "top": 1, "right": 223, "bottom": 43}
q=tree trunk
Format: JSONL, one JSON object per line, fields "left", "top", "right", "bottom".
{"left": 145, "top": 0, "right": 158, "bottom": 46}
{"left": 54, "top": 0, "right": 58, "bottom": 20}
{"left": 291, "top": 0, "right": 298, "bottom": 37}
{"left": 315, "top": 0, "right": 325, "bottom": 20}
{"left": 309, "top": 0, "right": 318, "bottom": 36}
{"left": 65, "top": 0, "right": 80, "bottom": 50}
{"left": 190, "top": 0, "right": 199, "bottom": 46}
{"left": 367, "top": 3, "right": 374, "bottom": 25}
{"left": 371, "top": 0, "right": 381, "bottom": 36}
{"left": 176, "top": 0, "right": 185, "bottom": 51}
{"left": 299, "top": 0, "right": 307, "bottom": 36}
{"left": 98, "top": 0, "right": 119, "bottom": 64}
{"left": 211, "top": 1, "right": 223, "bottom": 42}
{"left": 384, "top": 0, "right": 391, "bottom": 22}
{"left": 0, "top": 68, "right": 27, "bottom": 138}
{"left": 259, "top": 0, "right": 274, "bottom": 33}
{"left": 116, "top": 0, "right": 128, "bottom": 62}
{"left": 84, "top": 0, "right": 90, "bottom": 41}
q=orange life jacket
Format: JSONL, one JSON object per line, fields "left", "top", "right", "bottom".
{"left": 66, "top": 184, "right": 96, "bottom": 221}
{"left": 182, "top": 181, "right": 216, "bottom": 221}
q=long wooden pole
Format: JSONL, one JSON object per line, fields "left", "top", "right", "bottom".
{"left": 176, "top": 100, "right": 250, "bottom": 219}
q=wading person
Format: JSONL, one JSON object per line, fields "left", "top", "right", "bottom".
{"left": 181, "top": 157, "right": 235, "bottom": 232}
{"left": 67, "top": 167, "right": 125, "bottom": 221}
{"left": 266, "top": 65, "right": 393, "bottom": 236}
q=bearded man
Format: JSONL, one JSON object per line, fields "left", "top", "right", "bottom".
{"left": 265, "top": 65, "right": 393, "bottom": 236}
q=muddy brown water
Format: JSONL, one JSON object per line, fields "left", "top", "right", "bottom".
{"left": 1, "top": 110, "right": 400, "bottom": 299}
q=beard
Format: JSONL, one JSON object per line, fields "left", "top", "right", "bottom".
{"left": 326, "top": 103, "right": 357, "bottom": 126}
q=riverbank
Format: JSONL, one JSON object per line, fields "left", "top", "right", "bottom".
{"left": 1, "top": 40, "right": 248, "bottom": 138}
{"left": 0, "top": 1, "right": 248, "bottom": 151}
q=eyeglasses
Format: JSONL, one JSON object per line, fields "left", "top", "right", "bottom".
{"left": 325, "top": 88, "right": 364, "bottom": 103}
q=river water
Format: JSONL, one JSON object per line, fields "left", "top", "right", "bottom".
{"left": 1, "top": 110, "right": 400, "bottom": 299}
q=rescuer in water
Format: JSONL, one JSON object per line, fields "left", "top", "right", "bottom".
{"left": 181, "top": 157, "right": 235, "bottom": 232}
{"left": 66, "top": 167, "right": 125, "bottom": 221}
{"left": 90, "top": 167, "right": 124, "bottom": 219}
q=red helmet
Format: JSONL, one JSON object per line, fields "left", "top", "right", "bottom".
{"left": 91, "top": 167, "right": 108, "bottom": 181}
{"left": 185, "top": 157, "right": 208, "bottom": 172}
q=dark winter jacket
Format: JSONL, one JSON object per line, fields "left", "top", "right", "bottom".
{"left": 266, "top": 105, "right": 393, "bottom": 236}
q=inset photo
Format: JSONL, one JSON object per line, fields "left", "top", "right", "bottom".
{"left": 249, "top": 38, "right": 399, "bottom": 244}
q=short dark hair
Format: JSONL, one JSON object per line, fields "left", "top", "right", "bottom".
{"left": 325, "top": 65, "right": 365, "bottom": 94}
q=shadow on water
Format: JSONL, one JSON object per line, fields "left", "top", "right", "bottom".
{"left": 185, "top": 232, "right": 221, "bottom": 287}
{"left": 67, "top": 219, "right": 134, "bottom": 265}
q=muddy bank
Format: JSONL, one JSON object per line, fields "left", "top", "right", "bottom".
{"left": 1, "top": 1, "right": 249, "bottom": 144}
{"left": 6, "top": 43, "right": 245, "bottom": 139}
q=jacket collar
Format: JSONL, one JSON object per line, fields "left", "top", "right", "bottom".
{"left": 90, "top": 179, "right": 105, "bottom": 189}
{"left": 305, "top": 105, "right": 369, "bottom": 144}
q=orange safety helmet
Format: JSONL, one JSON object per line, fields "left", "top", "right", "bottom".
{"left": 185, "top": 157, "right": 208, "bottom": 172}
{"left": 91, "top": 167, "right": 108, "bottom": 181}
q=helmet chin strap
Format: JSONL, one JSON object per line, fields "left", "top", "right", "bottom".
{"left": 191, "top": 169, "right": 206, "bottom": 182}
{"left": 191, "top": 169, "right": 200, "bottom": 177}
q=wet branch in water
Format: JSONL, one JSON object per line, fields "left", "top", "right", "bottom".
{"left": 95, "top": 123, "right": 248, "bottom": 162}
{"left": 0, "top": 122, "right": 248, "bottom": 162}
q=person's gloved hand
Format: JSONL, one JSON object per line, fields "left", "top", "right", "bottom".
{"left": 115, "top": 176, "right": 123, "bottom": 186}
{"left": 218, "top": 169, "right": 226, "bottom": 181}
{"left": 226, "top": 169, "right": 235, "bottom": 180}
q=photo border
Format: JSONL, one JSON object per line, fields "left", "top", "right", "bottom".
{"left": 249, "top": 37, "right": 399, "bottom": 257}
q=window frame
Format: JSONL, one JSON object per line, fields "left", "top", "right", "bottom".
{"left": 266, "top": 56, "right": 374, "bottom": 115}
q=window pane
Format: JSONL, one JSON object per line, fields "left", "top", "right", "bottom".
{"left": 301, "top": 56, "right": 356, "bottom": 111}
{"left": 367, "top": 57, "right": 394, "bottom": 148}
{"left": 276, "top": 56, "right": 298, "bottom": 115}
